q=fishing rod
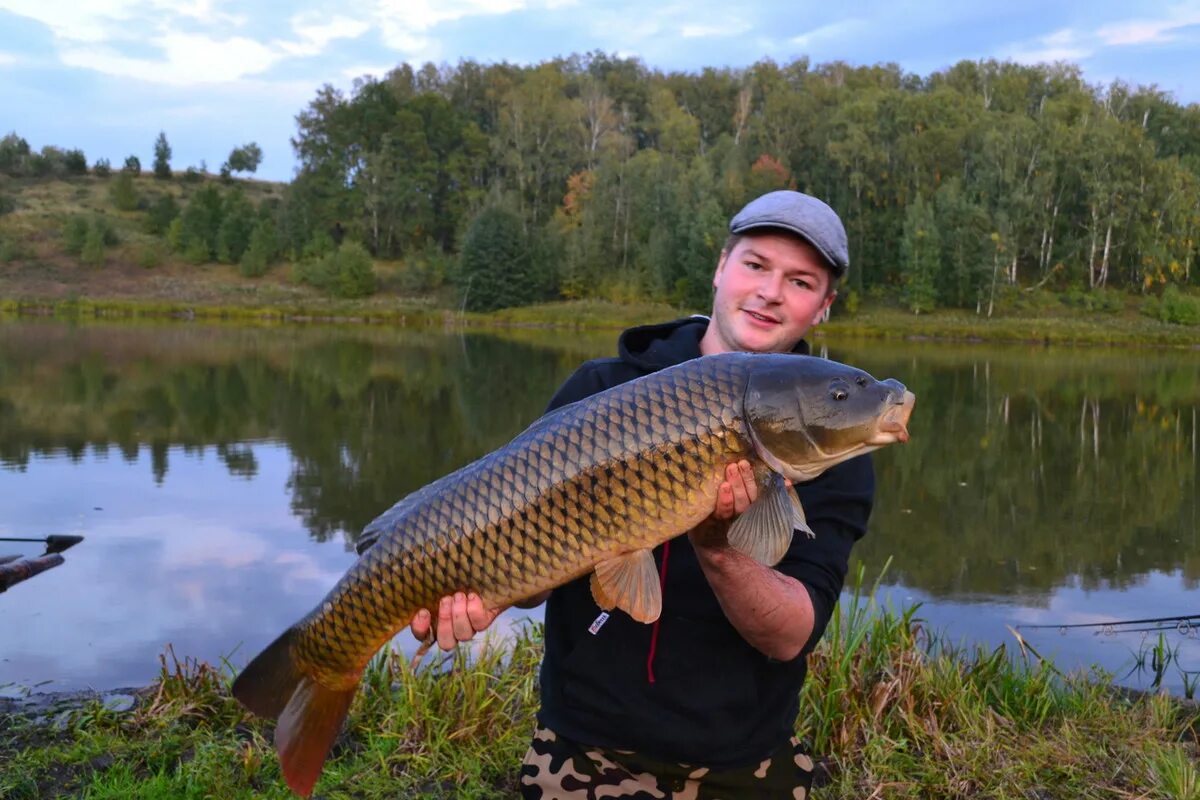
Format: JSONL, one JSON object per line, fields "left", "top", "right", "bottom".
{"left": 1017, "top": 613, "right": 1200, "bottom": 635}
{"left": 0, "top": 535, "right": 85, "bottom": 593}
{"left": 0, "top": 535, "right": 85, "bottom": 555}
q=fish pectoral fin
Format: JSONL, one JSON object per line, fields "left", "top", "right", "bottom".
{"left": 727, "top": 473, "right": 808, "bottom": 566}
{"left": 589, "top": 572, "right": 617, "bottom": 611}
{"left": 591, "top": 550, "right": 662, "bottom": 623}
{"left": 792, "top": 491, "right": 815, "bottom": 539}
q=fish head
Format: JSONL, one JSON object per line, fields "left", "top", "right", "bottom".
{"left": 743, "top": 355, "right": 915, "bottom": 482}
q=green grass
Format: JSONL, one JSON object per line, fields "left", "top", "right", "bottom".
{"left": 4, "top": 581, "right": 1198, "bottom": 799}
{"left": 824, "top": 306, "right": 1200, "bottom": 348}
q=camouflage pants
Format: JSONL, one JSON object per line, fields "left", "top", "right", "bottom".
{"left": 518, "top": 724, "right": 815, "bottom": 800}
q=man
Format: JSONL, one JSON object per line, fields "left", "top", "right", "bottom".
{"left": 410, "top": 190, "right": 873, "bottom": 798}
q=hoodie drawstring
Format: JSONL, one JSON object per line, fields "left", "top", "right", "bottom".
{"left": 645, "top": 539, "right": 671, "bottom": 683}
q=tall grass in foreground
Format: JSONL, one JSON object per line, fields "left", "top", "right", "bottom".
{"left": 2, "top": 590, "right": 1197, "bottom": 798}
{"left": 802, "top": 562, "right": 1200, "bottom": 798}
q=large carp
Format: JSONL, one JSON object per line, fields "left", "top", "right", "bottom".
{"left": 233, "top": 352, "right": 915, "bottom": 796}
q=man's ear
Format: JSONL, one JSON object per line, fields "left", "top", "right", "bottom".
{"left": 713, "top": 250, "right": 730, "bottom": 289}
{"left": 813, "top": 290, "right": 837, "bottom": 326}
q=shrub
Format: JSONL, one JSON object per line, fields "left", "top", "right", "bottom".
{"left": 81, "top": 224, "right": 106, "bottom": 266}
{"left": 294, "top": 257, "right": 335, "bottom": 290}
{"left": 396, "top": 242, "right": 450, "bottom": 293}
{"left": 109, "top": 172, "right": 139, "bottom": 211}
{"left": 0, "top": 133, "right": 32, "bottom": 176}
{"left": 1158, "top": 286, "right": 1200, "bottom": 326}
{"left": 145, "top": 194, "right": 179, "bottom": 235}
{"left": 62, "top": 215, "right": 89, "bottom": 255}
{"left": 0, "top": 192, "right": 14, "bottom": 216}
{"left": 239, "top": 219, "right": 277, "bottom": 278}
{"left": 216, "top": 189, "right": 255, "bottom": 263}
{"left": 177, "top": 183, "right": 223, "bottom": 261}
{"left": 301, "top": 231, "right": 335, "bottom": 261}
{"left": 183, "top": 238, "right": 210, "bottom": 265}
{"left": 93, "top": 158, "right": 111, "bottom": 178}
{"left": 183, "top": 166, "right": 203, "bottom": 184}
{"left": 333, "top": 242, "right": 376, "bottom": 298}
{"left": 166, "top": 218, "right": 184, "bottom": 251}
{"left": 64, "top": 149, "right": 88, "bottom": 175}
{"left": 1062, "top": 287, "right": 1123, "bottom": 313}
{"left": 0, "top": 236, "right": 27, "bottom": 263}
{"left": 93, "top": 216, "right": 119, "bottom": 246}
{"left": 841, "top": 288, "right": 861, "bottom": 316}
{"left": 297, "top": 242, "right": 376, "bottom": 297}
{"left": 123, "top": 155, "right": 141, "bottom": 176}
{"left": 137, "top": 243, "right": 164, "bottom": 269}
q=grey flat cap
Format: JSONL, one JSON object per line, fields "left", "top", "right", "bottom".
{"left": 729, "top": 190, "right": 849, "bottom": 277}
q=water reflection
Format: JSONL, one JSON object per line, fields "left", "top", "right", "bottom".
{"left": 835, "top": 342, "right": 1200, "bottom": 599}
{"left": 1, "top": 321, "right": 1198, "bottom": 694}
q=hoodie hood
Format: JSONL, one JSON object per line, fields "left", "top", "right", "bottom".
{"left": 617, "top": 315, "right": 812, "bottom": 371}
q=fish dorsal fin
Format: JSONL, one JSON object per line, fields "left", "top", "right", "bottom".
{"left": 727, "top": 473, "right": 811, "bottom": 566}
{"left": 590, "top": 549, "right": 662, "bottom": 623}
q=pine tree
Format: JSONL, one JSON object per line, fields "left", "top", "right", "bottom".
{"left": 153, "top": 132, "right": 172, "bottom": 179}
{"left": 458, "top": 206, "right": 537, "bottom": 312}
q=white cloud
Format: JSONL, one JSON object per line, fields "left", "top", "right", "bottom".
{"left": 0, "top": 51, "right": 18, "bottom": 65}
{"left": 790, "top": 19, "right": 864, "bottom": 49}
{"left": 61, "top": 32, "right": 281, "bottom": 85}
{"left": 681, "top": 20, "right": 752, "bottom": 39}
{"left": 1007, "top": 30, "right": 1090, "bottom": 64}
{"left": 1096, "top": 6, "right": 1200, "bottom": 46}
{"left": 371, "top": 0, "right": 523, "bottom": 52}
{"left": 281, "top": 12, "right": 370, "bottom": 57}
{"left": 0, "top": 0, "right": 567, "bottom": 84}
{"left": 1, "top": 0, "right": 373, "bottom": 86}
{"left": 1007, "top": 6, "right": 1200, "bottom": 66}
{"left": 0, "top": 0, "right": 144, "bottom": 43}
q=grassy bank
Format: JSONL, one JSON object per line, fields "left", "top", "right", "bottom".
{"left": 3, "top": 579, "right": 1197, "bottom": 799}
{"left": 4, "top": 294, "right": 1200, "bottom": 350}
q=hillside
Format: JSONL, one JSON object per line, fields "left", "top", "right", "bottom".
{"left": 0, "top": 172, "right": 402, "bottom": 309}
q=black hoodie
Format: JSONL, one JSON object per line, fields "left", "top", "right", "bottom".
{"left": 535, "top": 316, "right": 875, "bottom": 768}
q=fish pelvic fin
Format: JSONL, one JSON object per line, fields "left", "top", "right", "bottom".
{"left": 727, "top": 473, "right": 809, "bottom": 566}
{"left": 232, "top": 626, "right": 356, "bottom": 798}
{"left": 592, "top": 549, "right": 662, "bottom": 623}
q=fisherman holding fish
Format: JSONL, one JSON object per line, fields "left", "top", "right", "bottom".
{"left": 232, "top": 189, "right": 913, "bottom": 798}
{"left": 417, "top": 190, "right": 880, "bottom": 798}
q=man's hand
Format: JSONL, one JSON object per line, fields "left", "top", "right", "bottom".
{"left": 410, "top": 592, "right": 504, "bottom": 651}
{"left": 689, "top": 460, "right": 813, "bottom": 661}
{"left": 689, "top": 460, "right": 758, "bottom": 550}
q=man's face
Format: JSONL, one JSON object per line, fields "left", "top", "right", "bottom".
{"left": 701, "top": 231, "right": 837, "bottom": 356}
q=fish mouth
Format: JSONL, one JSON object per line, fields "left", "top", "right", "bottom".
{"left": 872, "top": 390, "right": 916, "bottom": 444}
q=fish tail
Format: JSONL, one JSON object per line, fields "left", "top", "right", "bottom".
{"left": 232, "top": 626, "right": 357, "bottom": 798}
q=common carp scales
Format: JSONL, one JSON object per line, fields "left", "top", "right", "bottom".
{"left": 232, "top": 352, "right": 916, "bottom": 796}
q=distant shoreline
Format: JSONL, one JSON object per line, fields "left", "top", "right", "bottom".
{"left": 3, "top": 295, "right": 1199, "bottom": 350}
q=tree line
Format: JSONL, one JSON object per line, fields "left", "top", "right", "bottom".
{"left": 3, "top": 53, "right": 1199, "bottom": 315}
{"left": 0, "top": 131, "right": 262, "bottom": 182}
{"left": 285, "top": 53, "right": 1200, "bottom": 313}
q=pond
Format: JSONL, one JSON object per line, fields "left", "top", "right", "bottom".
{"left": 1, "top": 320, "right": 1198, "bottom": 696}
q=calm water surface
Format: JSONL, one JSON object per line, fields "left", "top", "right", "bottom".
{"left": 1, "top": 320, "right": 1197, "bottom": 695}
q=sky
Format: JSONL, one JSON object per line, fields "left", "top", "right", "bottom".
{"left": 1, "top": 1, "right": 1198, "bottom": 183}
